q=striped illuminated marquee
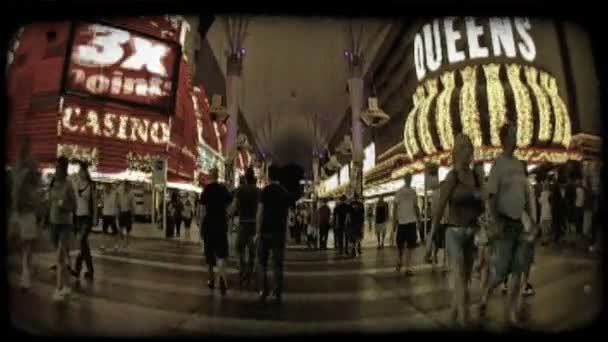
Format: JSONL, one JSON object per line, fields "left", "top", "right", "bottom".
{"left": 402, "top": 63, "right": 573, "bottom": 166}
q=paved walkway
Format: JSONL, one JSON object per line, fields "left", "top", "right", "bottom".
{"left": 8, "top": 232, "right": 602, "bottom": 335}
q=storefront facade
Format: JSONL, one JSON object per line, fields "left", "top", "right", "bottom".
{"left": 322, "top": 17, "right": 599, "bottom": 200}
{"left": 6, "top": 17, "right": 205, "bottom": 191}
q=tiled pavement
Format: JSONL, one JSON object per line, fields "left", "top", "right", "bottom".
{"left": 7, "top": 230, "right": 602, "bottom": 336}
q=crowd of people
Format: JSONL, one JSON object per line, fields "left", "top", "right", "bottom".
{"left": 7, "top": 122, "right": 603, "bottom": 325}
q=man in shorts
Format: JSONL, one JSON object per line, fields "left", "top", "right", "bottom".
{"left": 393, "top": 174, "right": 420, "bottom": 276}
{"left": 200, "top": 168, "right": 232, "bottom": 296}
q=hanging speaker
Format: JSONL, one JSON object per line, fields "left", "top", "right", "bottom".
{"left": 336, "top": 135, "right": 353, "bottom": 156}
{"left": 361, "top": 97, "right": 390, "bottom": 128}
{"left": 209, "top": 94, "right": 229, "bottom": 121}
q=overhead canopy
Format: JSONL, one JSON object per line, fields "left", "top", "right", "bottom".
{"left": 204, "top": 16, "right": 391, "bottom": 168}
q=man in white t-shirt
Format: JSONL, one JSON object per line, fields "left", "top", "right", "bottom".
{"left": 480, "top": 123, "right": 538, "bottom": 324}
{"left": 393, "top": 174, "right": 420, "bottom": 276}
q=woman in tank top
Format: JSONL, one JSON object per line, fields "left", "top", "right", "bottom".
{"left": 426, "top": 133, "right": 484, "bottom": 327}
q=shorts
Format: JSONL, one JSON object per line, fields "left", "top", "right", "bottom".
{"left": 50, "top": 224, "right": 72, "bottom": 249}
{"left": 396, "top": 223, "right": 417, "bottom": 250}
{"left": 491, "top": 218, "right": 527, "bottom": 288}
{"left": 118, "top": 212, "right": 133, "bottom": 233}
{"left": 202, "top": 227, "right": 229, "bottom": 267}
{"left": 375, "top": 222, "right": 388, "bottom": 235}
{"left": 445, "top": 226, "right": 476, "bottom": 280}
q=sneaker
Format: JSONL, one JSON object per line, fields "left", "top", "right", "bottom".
{"left": 52, "top": 289, "right": 65, "bottom": 302}
{"left": 207, "top": 279, "right": 215, "bottom": 290}
{"left": 405, "top": 270, "right": 413, "bottom": 277}
{"left": 522, "top": 284, "right": 535, "bottom": 297}
{"left": 396, "top": 262, "right": 402, "bottom": 273}
{"left": 501, "top": 283, "right": 508, "bottom": 294}
{"left": 84, "top": 271, "right": 94, "bottom": 280}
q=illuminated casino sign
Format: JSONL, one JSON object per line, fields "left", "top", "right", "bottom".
{"left": 402, "top": 17, "right": 576, "bottom": 169}
{"left": 65, "top": 22, "right": 180, "bottom": 112}
{"left": 414, "top": 17, "right": 536, "bottom": 81}
{"left": 61, "top": 105, "right": 170, "bottom": 145}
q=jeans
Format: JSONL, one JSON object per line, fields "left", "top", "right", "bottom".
{"left": 74, "top": 216, "right": 94, "bottom": 274}
{"left": 257, "top": 236, "right": 285, "bottom": 296}
{"left": 445, "top": 226, "right": 476, "bottom": 282}
{"left": 237, "top": 222, "right": 256, "bottom": 278}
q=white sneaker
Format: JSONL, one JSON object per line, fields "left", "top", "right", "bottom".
{"left": 52, "top": 289, "right": 65, "bottom": 302}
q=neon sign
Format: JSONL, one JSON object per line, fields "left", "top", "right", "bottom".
{"left": 61, "top": 105, "right": 170, "bottom": 145}
{"left": 65, "top": 22, "right": 180, "bottom": 111}
{"left": 414, "top": 17, "right": 536, "bottom": 81}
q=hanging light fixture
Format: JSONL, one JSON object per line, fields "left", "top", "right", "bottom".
{"left": 237, "top": 133, "right": 251, "bottom": 151}
{"left": 209, "top": 94, "right": 229, "bottom": 122}
{"left": 325, "top": 154, "right": 341, "bottom": 173}
{"left": 336, "top": 134, "right": 353, "bottom": 156}
{"left": 361, "top": 97, "right": 390, "bottom": 128}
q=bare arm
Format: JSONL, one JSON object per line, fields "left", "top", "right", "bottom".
{"left": 427, "top": 173, "right": 455, "bottom": 249}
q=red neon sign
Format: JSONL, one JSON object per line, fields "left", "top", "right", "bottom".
{"left": 65, "top": 22, "right": 180, "bottom": 112}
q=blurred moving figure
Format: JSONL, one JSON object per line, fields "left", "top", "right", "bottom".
{"left": 346, "top": 193, "right": 365, "bottom": 257}
{"left": 318, "top": 200, "right": 331, "bottom": 250}
{"left": 48, "top": 157, "right": 76, "bottom": 302}
{"left": 10, "top": 137, "right": 41, "bottom": 290}
{"left": 117, "top": 181, "right": 135, "bottom": 252}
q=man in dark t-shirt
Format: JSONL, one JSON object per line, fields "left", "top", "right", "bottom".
{"left": 347, "top": 193, "right": 365, "bottom": 257}
{"left": 233, "top": 167, "right": 259, "bottom": 287}
{"left": 333, "top": 195, "right": 351, "bottom": 255}
{"left": 318, "top": 200, "right": 331, "bottom": 250}
{"left": 256, "top": 165, "right": 290, "bottom": 303}
{"left": 200, "top": 167, "right": 232, "bottom": 295}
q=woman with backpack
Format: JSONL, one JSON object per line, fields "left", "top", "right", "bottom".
{"left": 11, "top": 137, "right": 41, "bottom": 290}
{"left": 426, "top": 133, "right": 484, "bottom": 327}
